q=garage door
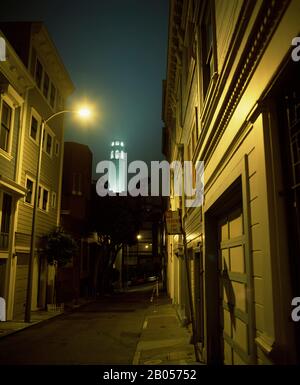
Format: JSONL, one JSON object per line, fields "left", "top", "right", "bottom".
{"left": 13, "top": 253, "right": 28, "bottom": 320}
{"left": 219, "top": 208, "right": 251, "bottom": 364}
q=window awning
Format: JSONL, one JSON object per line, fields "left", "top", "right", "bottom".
{"left": 0, "top": 175, "right": 27, "bottom": 197}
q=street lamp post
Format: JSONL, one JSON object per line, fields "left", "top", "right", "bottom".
{"left": 24, "top": 108, "right": 91, "bottom": 323}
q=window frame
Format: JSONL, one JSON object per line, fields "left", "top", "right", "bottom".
{"left": 45, "top": 132, "right": 53, "bottom": 156}
{"left": 41, "top": 188, "right": 49, "bottom": 211}
{"left": 49, "top": 83, "right": 56, "bottom": 109}
{"left": 24, "top": 176, "right": 35, "bottom": 206}
{"left": 43, "top": 71, "right": 50, "bottom": 99}
{"left": 35, "top": 57, "right": 43, "bottom": 90}
{"left": 0, "top": 95, "right": 15, "bottom": 158}
{"left": 198, "top": 0, "right": 218, "bottom": 105}
{"left": 54, "top": 139, "right": 60, "bottom": 157}
{"left": 42, "top": 125, "right": 54, "bottom": 158}
{"left": 38, "top": 185, "right": 50, "bottom": 212}
{"left": 29, "top": 108, "right": 41, "bottom": 145}
{"left": 72, "top": 173, "right": 83, "bottom": 196}
{"left": 51, "top": 191, "right": 57, "bottom": 209}
{"left": 0, "top": 191, "right": 13, "bottom": 251}
{"left": 32, "top": 52, "right": 58, "bottom": 112}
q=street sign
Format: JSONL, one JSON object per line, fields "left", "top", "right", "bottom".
{"left": 165, "top": 210, "right": 182, "bottom": 235}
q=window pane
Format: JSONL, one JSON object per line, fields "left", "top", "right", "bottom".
{"left": 2, "top": 102, "right": 11, "bottom": 126}
{"left": 55, "top": 141, "right": 59, "bottom": 156}
{"left": 52, "top": 192, "right": 56, "bottom": 208}
{"left": 0, "top": 193, "right": 12, "bottom": 250}
{"left": 35, "top": 59, "right": 43, "bottom": 89}
{"left": 30, "top": 116, "right": 38, "bottom": 140}
{"left": 50, "top": 83, "right": 56, "bottom": 108}
{"left": 0, "top": 102, "right": 12, "bottom": 151}
{"left": 46, "top": 133, "right": 52, "bottom": 155}
{"left": 43, "top": 72, "right": 50, "bottom": 98}
{"left": 201, "top": 2, "right": 214, "bottom": 98}
{"left": 38, "top": 186, "right": 41, "bottom": 207}
{"left": 42, "top": 189, "right": 48, "bottom": 210}
{"left": 25, "top": 179, "right": 34, "bottom": 204}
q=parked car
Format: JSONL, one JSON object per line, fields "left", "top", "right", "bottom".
{"left": 147, "top": 275, "right": 157, "bottom": 282}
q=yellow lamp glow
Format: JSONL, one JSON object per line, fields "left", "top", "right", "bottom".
{"left": 77, "top": 107, "right": 91, "bottom": 118}
{"left": 137, "top": 234, "right": 141, "bottom": 240}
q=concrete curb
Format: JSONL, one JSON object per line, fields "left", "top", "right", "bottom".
{"left": 0, "top": 311, "right": 63, "bottom": 339}
{"left": 0, "top": 299, "right": 96, "bottom": 340}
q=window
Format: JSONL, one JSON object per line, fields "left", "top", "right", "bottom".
{"left": 72, "top": 173, "right": 82, "bottom": 195}
{"left": 46, "top": 133, "right": 53, "bottom": 156}
{"left": 30, "top": 115, "right": 38, "bottom": 141}
{"left": 43, "top": 72, "right": 50, "bottom": 98}
{"left": 35, "top": 59, "right": 43, "bottom": 89}
{"left": 38, "top": 186, "right": 49, "bottom": 211}
{"left": 0, "top": 193, "right": 12, "bottom": 250}
{"left": 54, "top": 140, "right": 59, "bottom": 156}
{"left": 201, "top": 1, "right": 215, "bottom": 99}
{"left": 38, "top": 186, "right": 41, "bottom": 206}
{"left": 50, "top": 83, "right": 56, "bottom": 108}
{"left": 42, "top": 189, "right": 49, "bottom": 211}
{"left": 77, "top": 174, "right": 82, "bottom": 196}
{"left": 56, "top": 90, "right": 62, "bottom": 110}
{"left": 25, "top": 178, "right": 34, "bottom": 204}
{"left": 51, "top": 192, "right": 56, "bottom": 208}
{"left": 0, "top": 101, "right": 12, "bottom": 152}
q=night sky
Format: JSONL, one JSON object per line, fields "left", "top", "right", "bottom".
{"left": 1, "top": 0, "right": 169, "bottom": 175}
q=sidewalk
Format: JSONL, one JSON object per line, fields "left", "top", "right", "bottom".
{"left": 133, "top": 295, "right": 204, "bottom": 365}
{"left": 0, "top": 298, "right": 94, "bottom": 339}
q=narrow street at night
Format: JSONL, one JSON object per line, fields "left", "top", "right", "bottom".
{"left": 0, "top": 288, "right": 151, "bottom": 365}
{"left": 1, "top": 0, "right": 300, "bottom": 374}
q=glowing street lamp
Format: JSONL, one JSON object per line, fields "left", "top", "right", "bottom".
{"left": 25, "top": 106, "right": 92, "bottom": 323}
{"left": 77, "top": 107, "right": 91, "bottom": 118}
{"left": 137, "top": 234, "right": 142, "bottom": 240}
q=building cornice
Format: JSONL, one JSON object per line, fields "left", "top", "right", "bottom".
{"left": 0, "top": 30, "right": 34, "bottom": 95}
{"left": 199, "top": 0, "right": 291, "bottom": 165}
{"left": 31, "top": 22, "right": 75, "bottom": 97}
{"left": 164, "top": 0, "right": 183, "bottom": 129}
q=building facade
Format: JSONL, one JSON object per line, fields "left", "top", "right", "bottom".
{"left": 60, "top": 141, "right": 93, "bottom": 302}
{"left": 125, "top": 196, "right": 163, "bottom": 285}
{"left": 0, "top": 29, "right": 33, "bottom": 321}
{"left": 0, "top": 22, "right": 74, "bottom": 320}
{"left": 163, "top": 0, "right": 300, "bottom": 364}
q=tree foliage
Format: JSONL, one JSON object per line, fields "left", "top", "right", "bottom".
{"left": 40, "top": 227, "right": 78, "bottom": 267}
{"left": 90, "top": 194, "right": 143, "bottom": 293}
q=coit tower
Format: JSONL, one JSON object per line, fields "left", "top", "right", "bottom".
{"left": 109, "top": 140, "right": 126, "bottom": 193}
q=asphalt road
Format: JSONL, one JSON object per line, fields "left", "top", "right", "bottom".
{"left": 0, "top": 286, "right": 152, "bottom": 365}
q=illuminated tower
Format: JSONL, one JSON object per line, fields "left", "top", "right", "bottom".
{"left": 109, "top": 140, "right": 126, "bottom": 193}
